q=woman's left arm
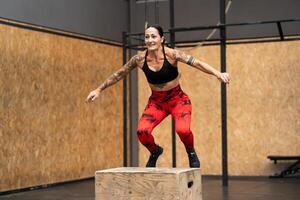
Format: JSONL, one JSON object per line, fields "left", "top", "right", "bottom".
{"left": 173, "top": 49, "right": 230, "bottom": 84}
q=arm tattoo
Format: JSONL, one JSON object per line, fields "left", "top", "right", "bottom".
{"left": 173, "top": 49, "right": 195, "bottom": 66}
{"left": 99, "top": 55, "right": 141, "bottom": 91}
{"left": 173, "top": 49, "right": 217, "bottom": 75}
{"left": 187, "top": 56, "right": 195, "bottom": 65}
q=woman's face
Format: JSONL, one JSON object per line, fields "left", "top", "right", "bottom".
{"left": 145, "top": 27, "right": 163, "bottom": 51}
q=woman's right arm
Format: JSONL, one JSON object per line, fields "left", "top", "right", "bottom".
{"left": 86, "top": 54, "right": 142, "bottom": 102}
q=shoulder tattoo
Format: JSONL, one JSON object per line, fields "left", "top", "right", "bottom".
{"left": 123, "top": 55, "right": 137, "bottom": 71}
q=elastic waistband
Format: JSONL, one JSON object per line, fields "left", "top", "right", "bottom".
{"left": 151, "top": 84, "right": 182, "bottom": 96}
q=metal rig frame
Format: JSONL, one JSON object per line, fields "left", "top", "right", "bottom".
{"left": 122, "top": 0, "right": 300, "bottom": 187}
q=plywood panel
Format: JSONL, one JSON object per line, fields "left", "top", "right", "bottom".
{"left": 95, "top": 167, "right": 202, "bottom": 200}
{"left": 0, "top": 23, "right": 123, "bottom": 191}
{"left": 138, "top": 41, "right": 300, "bottom": 176}
{"left": 227, "top": 41, "right": 300, "bottom": 176}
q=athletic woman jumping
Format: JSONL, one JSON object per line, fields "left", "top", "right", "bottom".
{"left": 86, "top": 25, "right": 230, "bottom": 168}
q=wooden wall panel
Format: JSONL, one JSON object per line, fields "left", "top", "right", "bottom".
{"left": 138, "top": 41, "right": 300, "bottom": 176}
{"left": 0, "top": 23, "right": 123, "bottom": 191}
{"left": 227, "top": 41, "right": 300, "bottom": 176}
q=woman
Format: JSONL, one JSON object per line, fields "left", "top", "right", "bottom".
{"left": 86, "top": 25, "right": 230, "bottom": 168}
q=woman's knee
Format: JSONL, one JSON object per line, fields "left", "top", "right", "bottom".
{"left": 176, "top": 125, "right": 191, "bottom": 134}
{"left": 176, "top": 128, "right": 193, "bottom": 139}
{"left": 137, "top": 126, "right": 153, "bottom": 139}
{"left": 137, "top": 128, "right": 149, "bottom": 137}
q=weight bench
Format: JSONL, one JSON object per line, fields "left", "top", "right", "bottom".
{"left": 267, "top": 155, "right": 300, "bottom": 178}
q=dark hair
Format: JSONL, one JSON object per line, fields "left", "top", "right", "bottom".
{"left": 146, "top": 24, "right": 164, "bottom": 38}
{"left": 146, "top": 24, "right": 165, "bottom": 44}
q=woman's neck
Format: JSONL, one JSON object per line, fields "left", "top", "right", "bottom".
{"left": 148, "top": 46, "right": 163, "bottom": 59}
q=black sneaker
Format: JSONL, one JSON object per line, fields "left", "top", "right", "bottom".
{"left": 146, "top": 145, "right": 164, "bottom": 167}
{"left": 188, "top": 151, "right": 200, "bottom": 168}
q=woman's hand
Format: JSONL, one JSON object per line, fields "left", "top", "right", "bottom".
{"left": 217, "top": 72, "right": 230, "bottom": 84}
{"left": 86, "top": 88, "right": 101, "bottom": 103}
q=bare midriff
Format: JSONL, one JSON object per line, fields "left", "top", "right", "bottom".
{"left": 148, "top": 74, "right": 180, "bottom": 91}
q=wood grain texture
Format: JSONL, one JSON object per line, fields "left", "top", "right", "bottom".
{"left": 0, "top": 23, "right": 123, "bottom": 191}
{"left": 138, "top": 41, "right": 300, "bottom": 176}
{"left": 95, "top": 167, "right": 202, "bottom": 200}
{"left": 227, "top": 41, "right": 300, "bottom": 176}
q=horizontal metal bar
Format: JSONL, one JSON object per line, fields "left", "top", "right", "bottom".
{"left": 125, "top": 44, "right": 145, "bottom": 49}
{"left": 125, "top": 18, "right": 300, "bottom": 38}
{"left": 130, "top": 36, "right": 145, "bottom": 42}
{"left": 171, "top": 25, "right": 220, "bottom": 32}
{"left": 136, "top": 0, "right": 168, "bottom": 3}
{"left": 174, "top": 34, "right": 300, "bottom": 44}
{"left": 126, "top": 34, "right": 300, "bottom": 49}
{"left": 175, "top": 37, "right": 300, "bottom": 48}
{"left": 171, "top": 18, "right": 300, "bottom": 32}
{"left": 126, "top": 31, "right": 169, "bottom": 37}
{"left": 130, "top": 47, "right": 146, "bottom": 51}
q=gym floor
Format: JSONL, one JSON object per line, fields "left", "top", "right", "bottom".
{"left": 0, "top": 176, "right": 299, "bottom": 200}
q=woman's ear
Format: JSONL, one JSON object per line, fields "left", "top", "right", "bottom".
{"left": 161, "top": 36, "right": 165, "bottom": 43}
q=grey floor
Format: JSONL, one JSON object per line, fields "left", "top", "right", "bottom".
{"left": 0, "top": 176, "right": 299, "bottom": 200}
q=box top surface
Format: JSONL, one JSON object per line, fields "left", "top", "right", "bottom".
{"left": 95, "top": 167, "right": 200, "bottom": 174}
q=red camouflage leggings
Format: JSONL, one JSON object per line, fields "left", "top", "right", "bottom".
{"left": 137, "top": 85, "right": 195, "bottom": 153}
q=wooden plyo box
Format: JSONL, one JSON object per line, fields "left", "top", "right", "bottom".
{"left": 95, "top": 167, "right": 202, "bottom": 200}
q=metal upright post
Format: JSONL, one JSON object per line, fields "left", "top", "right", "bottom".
{"left": 122, "top": 31, "right": 128, "bottom": 167}
{"left": 129, "top": 0, "right": 139, "bottom": 167}
{"left": 220, "top": 0, "right": 228, "bottom": 186}
{"left": 169, "top": 0, "right": 176, "bottom": 168}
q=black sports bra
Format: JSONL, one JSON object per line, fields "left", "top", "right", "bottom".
{"left": 142, "top": 46, "right": 179, "bottom": 84}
